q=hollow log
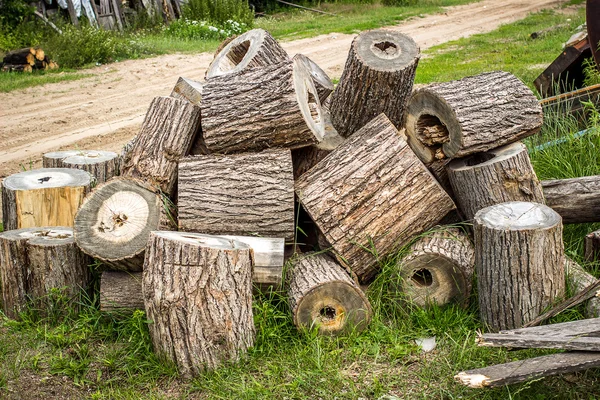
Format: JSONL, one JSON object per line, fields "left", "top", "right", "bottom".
{"left": 394, "top": 228, "right": 474, "bottom": 307}
{"left": 2, "top": 168, "right": 92, "bottom": 231}
{"left": 296, "top": 114, "right": 455, "bottom": 283}
{"left": 201, "top": 59, "right": 324, "bottom": 154}
{"left": 292, "top": 54, "right": 334, "bottom": 104}
{"left": 0, "top": 227, "right": 92, "bottom": 319}
{"left": 287, "top": 253, "right": 371, "bottom": 335}
{"left": 120, "top": 96, "right": 201, "bottom": 196}
{"left": 447, "top": 142, "right": 545, "bottom": 221}
{"left": 74, "top": 178, "right": 162, "bottom": 272}
{"left": 42, "top": 150, "right": 120, "bottom": 185}
{"left": 542, "top": 175, "right": 600, "bottom": 224}
{"left": 565, "top": 258, "right": 600, "bottom": 318}
{"left": 206, "top": 29, "right": 289, "bottom": 78}
{"left": 585, "top": 229, "right": 600, "bottom": 262}
{"left": 178, "top": 150, "right": 295, "bottom": 240}
{"left": 170, "top": 77, "right": 203, "bottom": 106}
{"left": 330, "top": 30, "right": 419, "bottom": 138}
{"left": 474, "top": 201, "right": 565, "bottom": 332}
{"left": 405, "top": 71, "right": 543, "bottom": 163}
{"left": 143, "top": 232, "right": 255, "bottom": 378}
{"left": 100, "top": 271, "right": 144, "bottom": 311}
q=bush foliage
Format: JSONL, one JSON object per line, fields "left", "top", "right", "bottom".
{"left": 182, "top": 0, "right": 254, "bottom": 26}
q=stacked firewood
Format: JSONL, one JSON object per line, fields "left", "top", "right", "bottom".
{"left": 3, "top": 28, "right": 600, "bottom": 383}
{"left": 1, "top": 47, "right": 58, "bottom": 72}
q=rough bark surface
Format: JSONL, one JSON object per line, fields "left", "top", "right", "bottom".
{"left": 121, "top": 96, "right": 201, "bottom": 196}
{"left": 292, "top": 53, "right": 334, "bottom": 104}
{"left": 142, "top": 232, "right": 255, "bottom": 378}
{"left": 448, "top": 142, "right": 545, "bottom": 220}
{"left": 565, "top": 258, "right": 600, "bottom": 318}
{"left": 43, "top": 150, "right": 120, "bottom": 184}
{"left": 178, "top": 150, "right": 295, "bottom": 240}
{"left": 201, "top": 61, "right": 324, "bottom": 153}
{"left": 395, "top": 228, "right": 474, "bottom": 307}
{"left": 100, "top": 271, "right": 144, "bottom": 311}
{"left": 542, "top": 175, "right": 600, "bottom": 224}
{"left": 405, "top": 71, "right": 542, "bottom": 162}
{"left": 2, "top": 168, "right": 91, "bottom": 231}
{"left": 287, "top": 252, "right": 371, "bottom": 335}
{"left": 585, "top": 229, "right": 600, "bottom": 262}
{"left": 330, "top": 30, "right": 420, "bottom": 138}
{"left": 0, "top": 227, "right": 91, "bottom": 319}
{"left": 474, "top": 201, "right": 565, "bottom": 332}
{"left": 296, "top": 114, "right": 455, "bottom": 282}
{"left": 170, "top": 77, "right": 203, "bottom": 106}
{"left": 292, "top": 146, "right": 332, "bottom": 180}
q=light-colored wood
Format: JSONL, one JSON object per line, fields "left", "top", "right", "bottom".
{"left": 542, "top": 175, "right": 600, "bottom": 224}
{"left": 100, "top": 271, "right": 144, "bottom": 311}
{"left": 474, "top": 201, "right": 565, "bottom": 332}
{"left": 143, "top": 231, "right": 255, "bottom": 378}
{"left": 43, "top": 150, "right": 120, "bottom": 185}
{"left": 170, "top": 77, "right": 203, "bottom": 106}
{"left": 288, "top": 253, "right": 371, "bottom": 335}
{"left": 292, "top": 54, "right": 334, "bottom": 104}
{"left": 330, "top": 30, "right": 420, "bottom": 138}
{"left": 2, "top": 168, "right": 91, "bottom": 231}
{"left": 296, "top": 114, "right": 455, "bottom": 282}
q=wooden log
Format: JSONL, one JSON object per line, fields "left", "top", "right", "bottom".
{"left": 178, "top": 150, "right": 295, "bottom": 241}
{"left": 585, "top": 229, "right": 600, "bottom": 262}
{"left": 2, "top": 168, "right": 91, "bottom": 231}
{"left": 201, "top": 59, "right": 325, "bottom": 154}
{"left": 2, "top": 64, "right": 33, "bottom": 73}
{"left": 474, "top": 201, "right": 565, "bottom": 332}
{"left": 206, "top": 29, "right": 289, "bottom": 78}
{"left": 143, "top": 231, "right": 255, "bottom": 378}
{"left": 100, "top": 271, "right": 144, "bottom": 311}
{"left": 393, "top": 228, "right": 474, "bottom": 307}
{"left": 2, "top": 48, "right": 36, "bottom": 66}
{"left": 447, "top": 142, "right": 545, "bottom": 221}
{"left": 455, "top": 352, "right": 600, "bottom": 388}
{"left": 330, "top": 29, "right": 420, "bottom": 138}
{"left": 296, "top": 114, "right": 455, "bottom": 283}
{"left": 170, "top": 77, "right": 203, "bottom": 106}
{"left": 42, "top": 150, "right": 120, "bottom": 185}
{"left": 121, "top": 96, "right": 201, "bottom": 196}
{"left": 287, "top": 253, "right": 372, "bottom": 335}
{"left": 74, "top": 178, "right": 162, "bottom": 272}
{"left": 292, "top": 54, "right": 334, "bottom": 104}
{"left": 542, "top": 175, "right": 600, "bottom": 224}
{"left": 405, "top": 71, "right": 542, "bottom": 163}
{"left": 0, "top": 227, "right": 92, "bottom": 319}
{"left": 565, "top": 258, "right": 600, "bottom": 318}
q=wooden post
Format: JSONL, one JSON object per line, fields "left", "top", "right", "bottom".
{"left": 292, "top": 54, "right": 334, "bottom": 105}
{"left": 143, "top": 232, "right": 255, "bottom": 378}
{"left": 0, "top": 227, "right": 92, "bottom": 319}
{"left": 100, "top": 271, "right": 144, "bottom": 311}
{"left": 474, "top": 201, "right": 565, "bottom": 332}
{"left": 542, "top": 175, "right": 600, "bottom": 224}
{"left": 43, "top": 150, "right": 120, "bottom": 185}
{"left": 329, "top": 29, "right": 420, "bottom": 138}
{"left": 585, "top": 229, "right": 600, "bottom": 261}
{"left": 296, "top": 114, "right": 455, "bottom": 283}
{"left": 288, "top": 253, "right": 371, "bottom": 335}
{"left": 66, "top": 0, "right": 80, "bottom": 26}
{"left": 2, "top": 168, "right": 91, "bottom": 231}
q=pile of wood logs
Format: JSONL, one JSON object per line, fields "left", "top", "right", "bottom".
{"left": 1, "top": 47, "right": 58, "bottom": 73}
{"left": 3, "top": 27, "right": 600, "bottom": 383}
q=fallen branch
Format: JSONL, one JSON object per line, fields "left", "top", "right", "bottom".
{"left": 274, "top": 0, "right": 337, "bottom": 16}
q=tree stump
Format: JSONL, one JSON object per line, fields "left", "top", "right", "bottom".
{"left": 404, "top": 71, "right": 543, "bottom": 163}
{"left": 565, "top": 258, "right": 600, "bottom": 318}
{"left": 447, "top": 142, "right": 545, "bottom": 221}
{"left": 287, "top": 253, "right": 371, "bottom": 335}
{"left": 394, "top": 228, "right": 474, "bottom": 307}
{"left": 474, "top": 201, "right": 565, "bottom": 332}
{"left": 42, "top": 150, "right": 120, "bottom": 185}
{"left": 296, "top": 114, "right": 455, "bottom": 283}
{"left": 585, "top": 229, "right": 600, "bottom": 262}
{"left": 2, "top": 168, "right": 91, "bottom": 231}
{"left": 201, "top": 59, "right": 324, "bottom": 154}
{"left": 206, "top": 29, "right": 289, "bottom": 78}
{"left": 143, "top": 231, "right": 255, "bottom": 378}
{"left": 170, "top": 77, "right": 203, "bottom": 106}
{"left": 100, "top": 271, "right": 144, "bottom": 311}
{"left": 178, "top": 150, "right": 295, "bottom": 240}
{"left": 120, "top": 96, "right": 201, "bottom": 196}
{"left": 329, "top": 29, "right": 420, "bottom": 138}
{"left": 542, "top": 175, "right": 600, "bottom": 224}
{"left": 0, "top": 227, "right": 92, "bottom": 319}
{"left": 74, "top": 178, "right": 162, "bottom": 271}
{"left": 292, "top": 54, "right": 334, "bottom": 104}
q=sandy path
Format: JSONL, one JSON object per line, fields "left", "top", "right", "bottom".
{"left": 0, "top": 0, "right": 566, "bottom": 179}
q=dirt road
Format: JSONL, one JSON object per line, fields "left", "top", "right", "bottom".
{"left": 0, "top": 0, "right": 567, "bottom": 179}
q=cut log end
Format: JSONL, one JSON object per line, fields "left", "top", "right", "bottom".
{"left": 293, "top": 57, "right": 325, "bottom": 141}
{"left": 454, "top": 372, "right": 490, "bottom": 388}
{"left": 292, "top": 54, "right": 334, "bottom": 104}
{"left": 475, "top": 201, "right": 561, "bottom": 231}
{"left": 3, "top": 168, "right": 91, "bottom": 191}
{"left": 355, "top": 30, "right": 420, "bottom": 71}
{"left": 154, "top": 231, "right": 251, "bottom": 252}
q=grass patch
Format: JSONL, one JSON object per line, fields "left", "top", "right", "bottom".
{"left": 0, "top": 69, "right": 88, "bottom": 93}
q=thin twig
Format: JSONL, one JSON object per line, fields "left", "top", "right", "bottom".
{"left": 274, "top": 0, "right": 337, "bottom": 16}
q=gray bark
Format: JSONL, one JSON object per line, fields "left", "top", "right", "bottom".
{"left": 42, "top": 150, "right": 120, "bottom": 185}
{"left": 542, "top": 175, "right": 600, "bottom": 224}
{"left": 100, "top": 271, "right": 144, "bottom": 311}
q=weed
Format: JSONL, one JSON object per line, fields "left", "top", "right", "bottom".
{"left": 182, "top": 0, "right": 254, "bottom": 26}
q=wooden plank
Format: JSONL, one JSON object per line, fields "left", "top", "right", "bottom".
{"left": 111, "top": 0, "right": 124, "bottom": 31}
{"left": 66, "top": 0, "right": 80, "bottom": 26}
{"left": 492, "top": 318, "right": 600, "bottom": 338}
{"left": 479, "top": 334, "right": 600, "bottom": 351}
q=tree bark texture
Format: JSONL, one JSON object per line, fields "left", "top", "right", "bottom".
{"left": 74, "top": 178, "right": 162, "bottom": 272}
{"left": 394, "top": 228, "right": 474, "bottom": 307}
{"left": 100, "top": 271, "right": 144, "bottom": 311}
{"left": 206, "top": 29, "right": 289, "bottom": 78}
{"left": 42, "top": 150, "right": 120, "bottom": 185}
{"left": 474, "top": 201, "right": 565, "bottom": 332}
{"left": 585, "top": 229, "right": 600, "bottom": 262}
{"left": 2, "top": 168, "right": 91, "bottom": 231}
{"left": 292, "top": 54, "right": 334, "bottom": 104}
{"left": 296, "top": 114, "right": 455, "bottom": 283}
{"left": 0, "top": 227, "right": 92, "bottom": 319}
{"left": 330, "top": 30, "right": 419, "bottom": 138}
{"left": 121, "top": 96, "right": 201, "bottom": 196}
{"left": 447, "top": 141, "right": 545, "bottom": 221}
{"left": 200, "top": 60, "right": 324, "bottom": 154}
{"left": 565, "top": 258, "right": 600, "bottom": 318}
{"left": 404, "top": 71, "right": 543, "bottom": 163}
{"left": 178, "top": 150, "right": 295, "bottom": 241}
{"left": 287, "top": 252, "right": 371, "bottom": 335}
{"left": 542, "top": 175, "right": 600, "bottom": 224}
{"left": 170, "top": 77, "right": 203, "bottom": 107}
{"left": 142, "top": 231, "right": 255, "bottom": 378}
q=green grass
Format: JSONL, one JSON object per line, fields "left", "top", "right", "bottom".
{"left": 0, "top": 69, "right": 88, "bottom": 93}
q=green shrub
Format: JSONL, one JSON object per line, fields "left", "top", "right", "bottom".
{"left": 164, "top": 18, "right": 249, "bottom": 40}
{"left": 182, "top": 0, "right": 254, "bottom": 27}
